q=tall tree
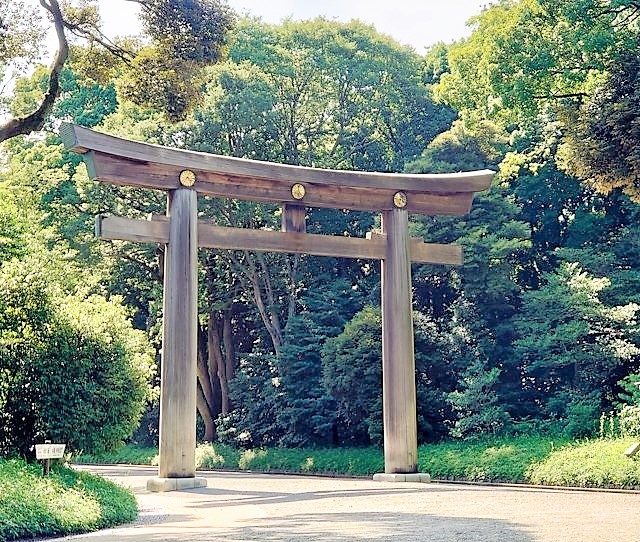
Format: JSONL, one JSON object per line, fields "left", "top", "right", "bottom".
{"left": 434, "top": 0, "right": 638, "bottom": 127}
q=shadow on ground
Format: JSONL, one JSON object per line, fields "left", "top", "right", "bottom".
{"left": 116, "top": 510, "right": 533, "bottom": 542}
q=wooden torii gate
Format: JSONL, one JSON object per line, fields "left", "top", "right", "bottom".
{"left": 61, "top": 123, "right": 493, "bottom": 491}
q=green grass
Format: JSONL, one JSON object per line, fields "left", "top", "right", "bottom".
{"left": 77, "top": 443, "right": 384, "bottom": 476}
{"left": 527, "top": 438, "right": 640, "bottom": 489}
{"left": 75, "top": 436, "right": 640, "bottom": 489}
{"left": 0, "top": 458, "right": 137, "bottom": 542}
{"left": 418, "top": 436, "right": 568, "bottom": 482}
{"left": 76, "top": 445, "right": 160, "bottom": 466}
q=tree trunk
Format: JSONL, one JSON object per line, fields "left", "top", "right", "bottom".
{"left": 223, "top": 313, "right": 236, "bottom": 382}
{"left": 207, "top": 313, "right": 233, "bottom": 415}
{"left": 196, "top": 383, "right": 216, "bottom": 442}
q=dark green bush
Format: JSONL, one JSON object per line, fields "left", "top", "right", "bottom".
{"left": 322, "top": 306, "right": 453, "bottom": 446}
{"left": 0, "top": 259, "right": 154, "bottom": 458}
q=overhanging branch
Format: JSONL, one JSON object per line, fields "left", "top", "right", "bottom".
{"left": 0, "top": 0, "right": 69, "bottom": 142}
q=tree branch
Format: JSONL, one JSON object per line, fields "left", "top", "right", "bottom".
{"left": 0, "top": 0, "right": 69, "bottom": 143}
{"left": 531, "top": 92, "right": 588, "bottom": 100}
{"left": 63, "top": 20, "right": 133, "bottom": 64}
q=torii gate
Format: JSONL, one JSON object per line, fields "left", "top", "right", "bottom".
{"left": 61, "top": 123, "right": 493, "bottom": 491}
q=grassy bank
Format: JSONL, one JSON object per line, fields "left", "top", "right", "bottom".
{"left": 0, "top": 459, "right": 137, "bottom": 542}
{"left": 75, "top": 435, "right": 640, "bottom": 489}
{"left": 527, "top": 438, "right": 640, "bottom": 488}
{"left": 418, "top": 436, "right": 565, "bottom": 482}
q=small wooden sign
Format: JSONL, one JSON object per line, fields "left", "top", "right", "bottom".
{"left": 35, "top": 443, "right": 66, "bottom": 459}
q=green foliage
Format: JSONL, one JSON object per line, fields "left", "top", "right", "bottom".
{"left": 618, "top": 406, "right": 640, "bottom": 438}
{"left": 0, "top": 185, "right": 29, "bottom": 263}
{"left": 77, "top": 443, "right": 385, "bottom": 476}
{"left": 233, "top": 446, "right": 384, "bottom": 475}
{"left": 0, "top": 258, "right": 154, "bottom": 458}
{"left": 321, "top": 306, "right": 383, "bottom": 445}
{"left": 599, "top": 407, "right": 640, "bottom": 439}
{"left": 560, "top": 47, "right": 640, "bottom": 201}
{"left": 198, "top": 60, "right": 277, "bottom": 158}
{"left": 435, "top": 0, "right": 636, "bottom": 125}
{"left": 52, "top": 69, "right": 118, "bottom": 128}
{"left": 216, "top": 353, "right": 281, "bottom": 448}
{"left": 0, "top": 1, "right": 45, "bottom": 68}
{"left": 405, "top": 119, "right": 507, "bottom": 173}
{"left": 448, "top": 361, "right": 512, "bottom": 439}
{"left": 618, "top": 373, "right": 640, "bottom": 406}
{"left": 322, "top": 307, "right": 455, "bottom": 445}
{"left": 0, "top": 459, "right": 136, "bottom": 541}
{"left": 139, "top": 0, "right": 236, "bottom": 63}
{"left": 75, "top": 445, "right": 160, "bottom": 467}
{"left": 274, "top": 316, "right": 335, "bottom": 447}
{"left": 115, "top": 0, "right": 237, "bottom": 121}
{"left": 514, "top": 262, "right": 639, "bottom": 435}
{"left": 116, "top": 47, "right": 204, "bottom": 122}
{"left": 441, "top": 300, "right": 512, "bottom": 439}
{"left": 214, "top": 17, "right": 452, "bottom": 170}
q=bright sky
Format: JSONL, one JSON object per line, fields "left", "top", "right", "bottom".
{"left": 98, "top": 0, "right": 490, "bottom": 53}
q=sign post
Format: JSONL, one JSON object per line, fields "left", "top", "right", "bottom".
{"left": 35, "top": 441, "right": 66, "bottom": 476}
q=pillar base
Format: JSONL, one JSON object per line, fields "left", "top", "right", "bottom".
{"left": 373, "top": 473, "right": 431, "bottom": 483}
{"left": 147, "top": 477, "right": 207, "bottom": 492}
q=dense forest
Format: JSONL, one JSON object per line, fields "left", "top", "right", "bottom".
{"left": 1, "top": 0, "right": 640, "bottom": 457}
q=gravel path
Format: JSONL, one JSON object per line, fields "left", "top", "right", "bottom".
{"left": 50, "top": 465, "right": 639, "bottom": 542}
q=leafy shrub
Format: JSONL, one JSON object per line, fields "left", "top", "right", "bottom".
{"left": 321, "top": 306, "right": 383, "bottom": 445}
{"left": 618, "top": 373, "right": 640, "bottom": 406}
{"left": 597, "top": 407, "right": 640, "bottom": 439}
{"left": 561, "top": 392, "right": 601, "bottom": 438}
{"left": 0, "top": 259, "right": 154, "bottom": 458}
{"left": 619, "top": 406, "right": 640, "bottom": 437}
{"left": 75, "top": 445, "right": 159, "bottom": 466}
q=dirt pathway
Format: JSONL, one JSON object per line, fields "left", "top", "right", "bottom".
{"left": 50, "top": 465, "right": 639, "bottom": 542}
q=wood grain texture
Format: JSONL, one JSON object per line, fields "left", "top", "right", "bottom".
{"left": 381, "top": 209, "right": 418, "bottom": 474}
{"left": 96, "top": 214, "right": 463, "bottom": 265}
{"left": 61, "top": 123, "right": 493, "bottom": 215}
{"left": 281, "top": 204, "right": 306, "bottom": 233}
{"left": 96, "top": 214, "right": 169, "bottom": 244}
{"left": 83, "top": 152, "right": 478, "bottom": 214}
{"left": 158, "top": 189, "right": 198, "bottom": 479}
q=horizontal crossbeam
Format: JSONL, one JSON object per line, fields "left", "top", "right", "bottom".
{"left": 96, "top": 215, "right": 462, "bottom": 265}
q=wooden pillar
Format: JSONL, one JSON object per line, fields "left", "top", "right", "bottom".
{"left": 158, "top": 188, "right": 198, "bottom": 479}
{"left": 282, "top": 204, "right": 306, "bottom": 233}
{"left": 381, "top": 209, "right": 418, "bottom": 474}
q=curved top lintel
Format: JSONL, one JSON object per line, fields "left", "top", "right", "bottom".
{"left": 60, "top": 123, "right": 494, "bottom": 196}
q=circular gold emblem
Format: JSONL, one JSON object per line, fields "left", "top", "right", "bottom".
{"left": 179, "top": 170, "right": 197, "bottom": 187}
{"left": 291, "top": 183, "right": 306, "bottom": 200}
{"left": 393, "top": 191, "right": 407, "bottom": 208}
